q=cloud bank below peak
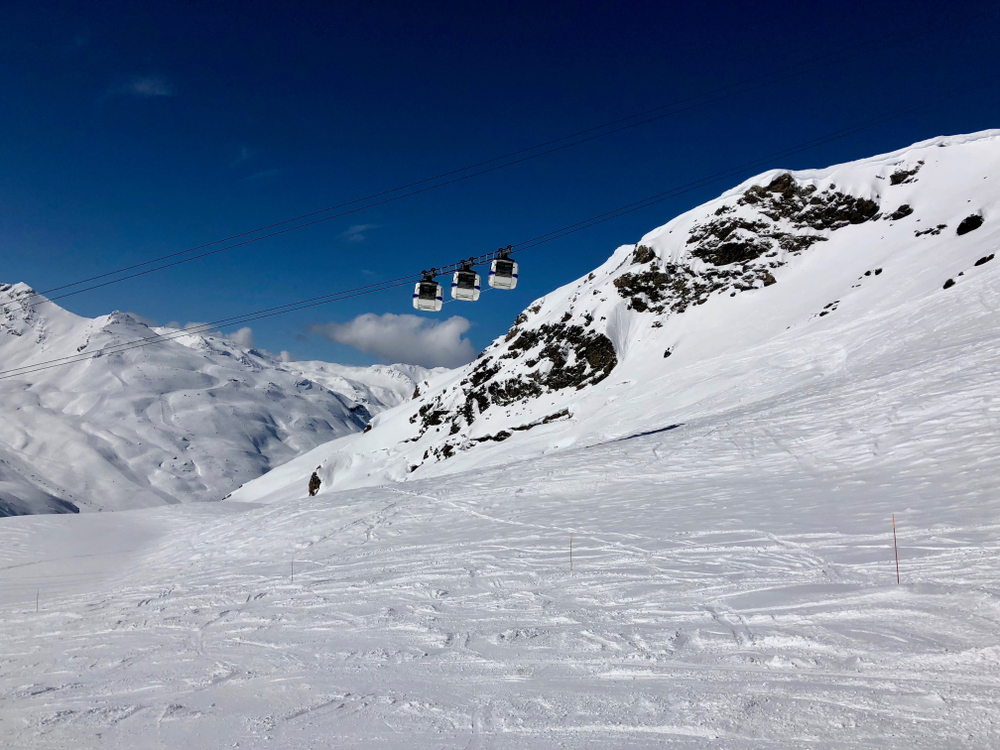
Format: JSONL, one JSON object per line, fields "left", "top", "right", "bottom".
{"left": 311, "top": 313, "right": 476, "bottom": 368}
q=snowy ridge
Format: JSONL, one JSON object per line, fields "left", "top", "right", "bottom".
{"left": 233, "top": 129, "right": 1000, "bottom": 503}
{"left": 2, "top": 131, "right": 1000, "bottom": 747}
{"left": 0, "top": 285, "right": 438, "bottom": 515}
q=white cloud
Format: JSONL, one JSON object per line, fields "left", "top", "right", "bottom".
{"left": 340, "top": 224, "right": 377, "bottom": 243}
{"left": 279, "top": 350, "right": 296, "bottom": 363}
{"left": 311, "top": 313, "right": 475, "bottom": 368}
{"left": 226, "top": 327, "right": 256, "bottom": 348}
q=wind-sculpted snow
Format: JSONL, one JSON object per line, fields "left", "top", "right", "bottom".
{"left": 230, "top": 130, "right": 1000, "bottom": 498}
{"left": 0, "top": 283, "right": 437, "bottom": 515}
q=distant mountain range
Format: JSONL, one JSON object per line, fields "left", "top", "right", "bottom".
{"left": 0, "top": 287, "right": 436, "bottom": 516}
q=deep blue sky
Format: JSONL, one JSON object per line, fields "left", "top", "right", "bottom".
{"left": 2, "top": 1, "right": 998, "bottom": 366}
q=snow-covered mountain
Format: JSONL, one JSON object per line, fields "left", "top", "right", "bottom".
{"left": 0, "top": 287, "right": 436, "bottom": 516}
{"left": 3, "top": 131, "right": 1000, "bottom": 748}
{"left": 234, "top": 129, "right": 1000, "bottom": 504}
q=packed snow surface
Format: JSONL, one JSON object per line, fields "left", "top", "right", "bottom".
{"left": 0, "top": 289, "right": 436, "bottom": 515}
{"left": 1, "top": 131, "right": 999, "bottom": 747}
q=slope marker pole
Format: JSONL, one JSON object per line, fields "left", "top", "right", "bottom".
{"left": 892, "top": 514, "right": 900, "bottom": 584}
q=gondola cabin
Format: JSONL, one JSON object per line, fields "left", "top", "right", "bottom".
{"left": 451, "top": 266, "right": 481, "bottom": 302}
{"left": 488, "top": 257, "right": 518, "bottom": 290}
{"left": 413, "top": 278, "right": 443, "bottom": 312}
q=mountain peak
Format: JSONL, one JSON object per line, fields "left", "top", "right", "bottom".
{"left": 229, "top": 129, "right": 1000, "bottom": 503}
{"left": 0, "top": 290, "right": 437, "bottom": 515}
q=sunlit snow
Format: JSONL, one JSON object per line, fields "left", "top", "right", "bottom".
{"left": 1, "top": 131, "right": 999, "bottom": 748}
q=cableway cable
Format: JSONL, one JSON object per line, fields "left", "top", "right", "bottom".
{"left": 22, "top": 27, "right": 934, "bottom": 309}
{"left": 0, "top": 72, "right": 991, "bottom": 382}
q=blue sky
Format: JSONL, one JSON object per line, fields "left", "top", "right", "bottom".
{"left": 2, "top": 1, "right": 998, "bottom": 367}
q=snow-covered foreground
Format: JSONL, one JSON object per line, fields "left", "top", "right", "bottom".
{"left": 2, "top": 370, "right": 998, "bottom": 748}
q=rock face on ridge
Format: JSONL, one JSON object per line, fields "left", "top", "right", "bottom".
{"left": 399, "top": 168, "right": 896, "bottom": 469}
{"left": 226, "top": 129, "right": 999, "bottom": 501}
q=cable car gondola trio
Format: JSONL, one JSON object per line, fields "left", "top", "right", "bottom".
{"left": 412, "top": 247, "right": 518, "bottom": 312}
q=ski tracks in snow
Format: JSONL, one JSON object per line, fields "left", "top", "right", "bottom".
{"left": 2, "top": 432, "right": 1000, "bottom": 747}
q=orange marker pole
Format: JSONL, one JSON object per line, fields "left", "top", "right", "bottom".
{"left": 892, "top": 514, "right": 900, "bottom": 584}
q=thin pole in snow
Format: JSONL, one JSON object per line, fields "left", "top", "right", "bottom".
{"left": 570, "top": 534, "right": 573, "bottom": 572}
{"left": 892, "top": 514, "right": 900, "bottom": 584}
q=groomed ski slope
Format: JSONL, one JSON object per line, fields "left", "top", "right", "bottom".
{"left": 1, "top": 131, "right": 999, "bottom": 747}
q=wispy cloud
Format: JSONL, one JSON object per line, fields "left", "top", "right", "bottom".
{"left": 311, "top": 313, "right": 475, "bottom": 368}
{"left": 127, "top": 75, "right": 173, "bottom": 97}
{"left": 226, "top": 326, "right": 256, "bottom": 348}
{"left": 107, "top": 75, "right": 175, "bottom": 99}
{"left": 340, "top": 224, "right": 378, "bottom": 243}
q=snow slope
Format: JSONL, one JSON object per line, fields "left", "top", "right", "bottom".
{"left": 0, "top": 131, "right": 999, "bottom": 748}
{"left": 0, "top": 287, "right": 435, "bottom": 515}
{"left": 232, "top": 129, "right": 1000, "bottom": 504}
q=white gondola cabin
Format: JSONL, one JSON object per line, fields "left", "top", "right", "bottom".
{"left": 413, "top": 271, "right": 443, "bottom": 312}
{"left": 488, "top": 251, "right": 518, "bottom": 290}
{"left": 451, "top": 260, "right": 481, "bottom": 302}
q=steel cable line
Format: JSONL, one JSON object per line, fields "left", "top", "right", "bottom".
{"left": 0, "top": 275, "right": 420, "bottom": 380}
{"left": 417, "top": 75, "right": 995, "bottom": 275}
{"left": 22, "top": 27, "right": 933, "bottom": 310}
{"left": 1, "top": 72, "right": 991, "bottom": 382}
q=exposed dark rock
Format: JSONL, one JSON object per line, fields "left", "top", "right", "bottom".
{"left": 943, "top": 278, "right": 956, "bottom": 289}
{"left": 680, "top": 174, "right": 878, "bottom": 274}
{"left": 308, "top": 471, "right": 321, "bottom": 497}
{"left": 473, "top": 430, "right": 511, "bottom": 443}
{"left": 663, "top": 348, "right": 672, "bottom": 358}
{"left": 890, "top": 162, "right": 923, "bottom": 185}
{"left": 413, "top": 321, "right": 614, "bottom": 441}
{"left": 738, "top": 173, "right": 880, "bottom": 229}
{"left": 916, "top": 224, "right": 947, "bottom": 237}
{"left": 957, "top": 215, "right": 984, "bottom": 236}
{"left": 974, "top": 254, "right": 995, "bottom": 267}
{"left": 417, "top": 403, "right": 448, "bottom": 426}
{"left": 887, "top": 204, "right": 914, "bottom": 221}
{"left": 632, "top": 244, "right": 657, "bottom": 264}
